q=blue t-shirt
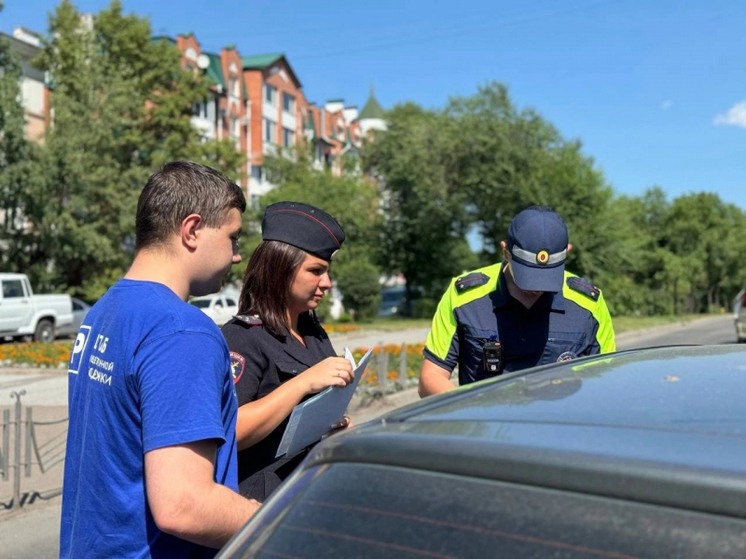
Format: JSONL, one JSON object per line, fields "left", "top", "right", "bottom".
{"left": 60, "top": 279, "right": 239, "bottom": 558}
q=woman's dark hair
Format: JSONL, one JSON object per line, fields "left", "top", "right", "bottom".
{"left": 238, "top": 240, "right": 308, "bottom": 336}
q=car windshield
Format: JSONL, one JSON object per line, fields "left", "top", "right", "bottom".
{"left": 190, "top": 299, "right": 211, "bottom": 309}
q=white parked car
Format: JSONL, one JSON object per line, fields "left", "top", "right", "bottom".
{"left": 0, "top": 273, "right": 74, "bottom": 342}
{"left": 190, "top": 293, "right": 239, "bottom": 326}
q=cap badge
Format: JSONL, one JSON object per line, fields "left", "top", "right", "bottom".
{"left": 536, "top": 250, "right": 550, "bottom": 265}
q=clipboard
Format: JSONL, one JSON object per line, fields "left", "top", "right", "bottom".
{"left": 275, "top": 347, "right": 374, "bottom": 458}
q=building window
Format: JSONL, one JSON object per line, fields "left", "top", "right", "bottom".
{"left": 263, "top": 119, "right": 277, "bottom": 144}
{"left": 282, "top": 127, "right": 294, "bottom": 148}
{"left": 250, "top": 194, "right": 261, "bottom": 211}
{"left": 230, "top": 76, "right": 240, "bottom": 98}
{"left": 282, "top": 92, "right": 295, "bottom": 114}
{"left": 264, "top": 84, "right": 277, "bottom": 106}
{"left": 251, "top": 166, "right": 263, "bottom": 183}
{"left": 230, "top": 116, "right": 240, "bottom": 142}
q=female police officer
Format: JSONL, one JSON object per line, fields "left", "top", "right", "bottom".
{"left": 221, "top": 201, "right": 353, "bottom": 501}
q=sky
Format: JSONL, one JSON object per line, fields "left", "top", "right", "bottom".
{"left": 3, "top": 0, "right": 746, "bottom": 209}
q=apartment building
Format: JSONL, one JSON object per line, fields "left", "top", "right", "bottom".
{"left": 242, "top": 53, "right": 309, "bottom": 204}
{"left": 1, "top": 27, "right": 51, "bottom": 142}
{"left": 5, "top": 20, "right": 384, "bottom": 202}
{"left": 166, "top": 34, "right": 251, "bottom": 188}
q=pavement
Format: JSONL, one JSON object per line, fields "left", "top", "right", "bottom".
{"left": 0, "top": 314, "right": 739, "bottom": 558}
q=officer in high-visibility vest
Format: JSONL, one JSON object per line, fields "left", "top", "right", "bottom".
{"left": 419, "top": 205, "right": 615, "bottom": 397}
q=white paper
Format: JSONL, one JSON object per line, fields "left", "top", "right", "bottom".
{"left": 275, "top": 347, "right": 374, "bottom": 458}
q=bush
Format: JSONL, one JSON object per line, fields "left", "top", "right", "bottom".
{"left": 410, "top": 297, "right": 438, "bottom": 319}
{"left": 335, "top": 258, "right": 382, "bottom": 321}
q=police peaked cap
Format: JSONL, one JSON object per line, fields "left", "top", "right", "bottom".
{"left": 262, "top": 201, "right": 345, "bottom": 261}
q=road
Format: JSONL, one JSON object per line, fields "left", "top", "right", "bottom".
{"left": 0, "top": 314, "right": 739, "bottom": 558}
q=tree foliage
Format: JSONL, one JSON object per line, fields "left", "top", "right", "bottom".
{"left": 259, "top": 151, "right": 383, "bottom": 317}
{"left": 365, "top": 82, "right": 746, "bottom": 316}
{"left": 2, "top": 0, "right": 243, "bottom": 300}
{"left": 4, "top": 3, "right": 745, "bottom": 318}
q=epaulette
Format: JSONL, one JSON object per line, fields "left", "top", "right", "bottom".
{"left": 566, "top": 277, "right": 600, "bottom": 301}
{"left": 455, "top": 272, "right": 490, "bottom": 293}
{"left": 234, "top": 314, "right": 263, "bottom": 326}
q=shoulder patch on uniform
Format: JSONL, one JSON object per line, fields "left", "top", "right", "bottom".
{"left": 229, "top": 351, "right": 245, "bottom": 384}
{"left": 234, "top": 314, "right": 263, "bottom": 326}
{"left": 455, "top": 272, "right": 490, "bottom": 293}
{"left": 566, "top": 277, "right": 600, "bottom": 301}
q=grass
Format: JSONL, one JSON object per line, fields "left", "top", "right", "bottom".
{"left": 613, "top": 313, "right": 722, "bottom": 334}
{"left": 325, "top": 317, "right": 432, "bottom": 334}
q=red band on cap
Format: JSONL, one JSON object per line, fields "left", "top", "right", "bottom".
{"left": 270, "top": 209, "right": 341, "bottom": 247}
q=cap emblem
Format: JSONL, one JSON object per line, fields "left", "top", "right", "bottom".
{"left": 536, "top": 250, "right": 550, "bottom": 265}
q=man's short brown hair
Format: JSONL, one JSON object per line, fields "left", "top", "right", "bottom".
{"left": 135, "top": 161, "right": 246, "bottom": 252}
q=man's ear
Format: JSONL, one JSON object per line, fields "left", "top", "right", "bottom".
{"left": 180, "top": 214, "right": 203, "bottom": 250}
{"left": 500, "top": 240, "right": 510, "bottom": 259}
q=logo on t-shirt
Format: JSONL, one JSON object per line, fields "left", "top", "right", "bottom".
{"left": 68, "top": 325, "right": 92, "bottom": 375}
{"left": 229, "top": 351, "right": 245, "bottom": 384}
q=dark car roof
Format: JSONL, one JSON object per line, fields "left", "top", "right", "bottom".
{"left": 308, "top": 345, "right": 746, "bottom": 519}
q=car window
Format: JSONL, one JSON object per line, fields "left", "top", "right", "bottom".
{"left": 215, "top": 300, "right": 224, "bottom": 308}
{"left": 2, "top": 280, "right": 25, "bottom": 299}
{"left": 380, "top": 292, "right": 403, "bottom": 304}
{"left": 240, "top": 463, "right": 746, "bottom": 558}
{"left": 72, "top": 300, "right": 83, "bottom": 311}
{"left": 190, "top": 300, "right": 211, "bottom": 309}
{"left": 225, "top": 298, "right": 236, "bottom": 307}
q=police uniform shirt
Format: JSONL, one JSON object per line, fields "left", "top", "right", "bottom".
{"left": 424, "top": 263, "right": 615, "bottom": 386}
{"left": 221, "top": 312, "right": 335, "bottom": 492}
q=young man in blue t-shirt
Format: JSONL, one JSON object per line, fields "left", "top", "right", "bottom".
{"left": 61, "top": 161, "right": 260, "bottom": 558}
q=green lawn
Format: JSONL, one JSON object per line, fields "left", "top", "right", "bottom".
{"left": 613, "top": 313, "right": 722, "bottom": 334}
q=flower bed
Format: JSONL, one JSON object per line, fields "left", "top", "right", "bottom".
{"left": 354, "top": 343, "right": 424, "bottom": 393}
{"left": 324, "top": 323, "right": 363, "bottom": 334}
{"left": 0, "top": 341, "right": 73, "bottom": 368}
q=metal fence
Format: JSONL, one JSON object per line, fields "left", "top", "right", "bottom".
{"left": 0, "top": 343, "right": 423, "bottom": 509}
{"left": 356, "top": 342, "right": 424, "bottom": 402}
{"left": 1, "top": 391, "right": 68, "bottom": 510}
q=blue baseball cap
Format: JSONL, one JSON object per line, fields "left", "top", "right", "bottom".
{"left": 507, "top": 206, "right": 568, "bottom": 292}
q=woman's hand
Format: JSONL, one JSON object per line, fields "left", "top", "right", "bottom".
{"left": 299, "top": 357, "right": 353, "bottom": 394}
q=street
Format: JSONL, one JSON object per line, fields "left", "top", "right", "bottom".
{"left": 0, "top": 314, "right": 739, "bottom": 558}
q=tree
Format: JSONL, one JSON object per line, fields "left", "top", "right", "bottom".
{"left": 333, "top": 258, "right": 381, "bottom": 321}
{"left": 259, "top": 151, "right": 383, "bottom": 317}
{"left": 0, "top": 3, "right": 40, "bottom": 274}
{"left": 15, "top": 0, "right": 243, "bottom": 299}
{"left": 363, "top": 102, "right": 474, "bottom": 309}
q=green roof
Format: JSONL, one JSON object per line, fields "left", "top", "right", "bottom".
{"left": 358, "top": 86, "right": 385, "bottom": 121}
{"left": 151, "top": 35, "right": 176, "bottom": 45}
{"left": 241, "top": 52, "right": 284, "bottom": 70}
{"left": 204, "top": 52, "right": 225, "bottom": 88}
